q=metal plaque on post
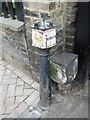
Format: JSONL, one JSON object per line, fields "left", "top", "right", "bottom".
{"left": 31, "top": 20, "right": 56, "bottom": 49}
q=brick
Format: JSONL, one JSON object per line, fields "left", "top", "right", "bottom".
{"left": 0, "top": 69, "right": 5, "bottom": 76}
{"left": 24, "top": 9, "right": 39, "bottom": 18}
{"left": 66, "top": 37, "right": 75, "bottom": 44}
{"left": 40, "top": 12, "right": 50, "bottom": 19}
{"left": 5, "top": 104, "right": 17, "bottom": 114}
{"left": 5, "top": 97, "right": 15, "bottom": 106}
{"left": 24, "top": 2, "right": 49, "bottom": 11}
{"left": 15, "top": 96, "right": 27, "bottom": 105}
{"left": 28, "top": 45, "right": 39, "bottom": 53}
{"left": 66, "top": 7, "right": 78, "bottom": 15}
{"left": 2, "top": 75, "right": 11, "bottom": 81}
{"left": 23, "top": 88, "right": 35, "bottom": 96}
{"left": 49, "top": 8, "right": 62, "bottom": 18}
{"left": 52, "top": 17, "right": 63, "bottom": 30}
{"left": 25, "top": 91, "right": 39, "bottom": 106}
{"left": 30, "top": 52, "right": 39, "bottom": 65}
{"left": 17, "top": 78, "right": 24, "bottom": 86}
{"left": 15, "top": 86, "right": 23, "bottom": 96}
{"left": 2, "top": 85, "right": 8, "bottom": 91}
{"left": 65, "top": 43, "right": 74, "bottom": 52}
{"left": 10, "top": 73, "right": 17, "bottom": 79}
{"left": 2, "top": 78, "right": 16, "bottom": 85}
{"left": 18, "top": 106, "right": 34, "bottom": 118}
{"left": 18, "top": 105, "right": 41, "bottom": 118}
{"left": 6, "top": 102, "right": 28, "bottom": 118}
{"left": 7, "top": 85, "right": 16, "bottom": 97}
{"left": 67, "top": 2, "right": 78, "bottom": 7}
{"left": 21, "top": 75, "right": 34, "bottom": 85}
{"left": 24, "top": 83, "right": 33, "bottom": 89}
{"left": 66, "top": 28, "right": 76, "bottom": 37}
{"left": 4, "top": 69, "right": 11, "bottom": 76}
{"left": 30, "top": 59, "right": 39, "bottom": 72}
{"left": 31, "top": 97, "right": 40, "bottom": 108}
{"left": 2, "top": 91, "right": 7, "bottom": 105}
{"left": 31, "top": 82, "right": 39, "bottom": 91}
{"left": 67, "top": 14, "right": 76, "bottom": 23}
{"left": 13, "top": 69, "right": 24, "bottom": 78}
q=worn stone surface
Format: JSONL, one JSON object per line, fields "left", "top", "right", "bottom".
{"left": 0, "top": 1, "right": 79, "bottom": 82}
{"left": 0, "top": 58, "right": 89, "bottom": 119}
{"left": 0, "top": 17, "right": 25, "bottom": 31}
{"left": 50, "top": 51, "right": 78, "bottom": 84}
{"left": 0, "top": 60, "right": 42, "bottom": 119}
{"left": 42, "top": 95, "right": 88, "bottom": 118}
{"left": 65, "top": 3, "right": 78, "bottom": 52}
{"left": 1, "top": 2, "right": 78, "bottom": 81}
{"left": 23, "top": 1, "right": 66, "bottom": 80}
{"left": 18, "top": 106, "right": 41, "bottom": 118}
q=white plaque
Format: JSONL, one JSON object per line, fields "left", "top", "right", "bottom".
{"left": 32, "top": 28, "right": 56, "bottom": 49}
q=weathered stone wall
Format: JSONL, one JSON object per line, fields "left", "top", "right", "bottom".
{"left": 65, "top": 2, "right": 78, "bottom": 52}
{"left": 2, "top": 27, "right": 31, "bottom": 73}
{"left": 23, "top": 1, "right": 66, "bottom": 80}
{"left": 24, "top": 1, "right": 65, "bottom": 52}
{"left": 1, "top": 1, "right": 78, "bottom": 81}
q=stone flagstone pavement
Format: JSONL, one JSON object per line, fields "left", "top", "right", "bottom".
{"left": 0, "top": 58, "right": 43, "bottom": 119}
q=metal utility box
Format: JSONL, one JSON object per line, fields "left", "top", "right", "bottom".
{"left": 31, "top": 20, "right": 56, "bottom": 49}
{"left": 50, "top": 51, "right": 78, "bottom": 84}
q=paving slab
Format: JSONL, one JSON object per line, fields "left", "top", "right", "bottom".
{"left": 31, "top": 81, "right": 39, "bottom": 91}
{"left": 1, "top": 60, "right": 88, "bottom": 119}
{"left": 18, "top": 105, "right": 41, "bottom": 118}
{"left": 6, "top": 84, "right": 16, "bottom": 97}
{"left": 21, "top": 75, "right": 34, "bottom": 85}
{"left": 0, "top": 17, "right": 25, "bottom": 32}
{"left": 6, "top": 102, "right": 28, "bottom": 118}
{"left": 1, "top": 60, "right": 41, "bottom": 119}
{"left": 23, "top": 88, "right": 35, "bottom": 96}
{"left": 16, "top": 78, "right": 24, "bottom": 86}
{"left": 15, "top": 86, "right": 23, "bottom": 96}
{"left": 25, "top": 91, "right": 39, "bottom": 106}
{"left": 15, "top": 96, "right": 27, "bottom": 105}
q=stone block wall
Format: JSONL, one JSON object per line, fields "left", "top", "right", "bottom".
{"left": 1, "top": 1, "right": 78, "bottom": 81}
{"left": 23, "top": 1, "right": 66, "bottom": 80}
{"left": 24, "top": 1, "right": 65, "bottom": 49}
{"left": 2, "top": 26, "right": 31, "bottom": 73}
{"left": 65, "top": 2, "right": 78, "bottom": 52}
